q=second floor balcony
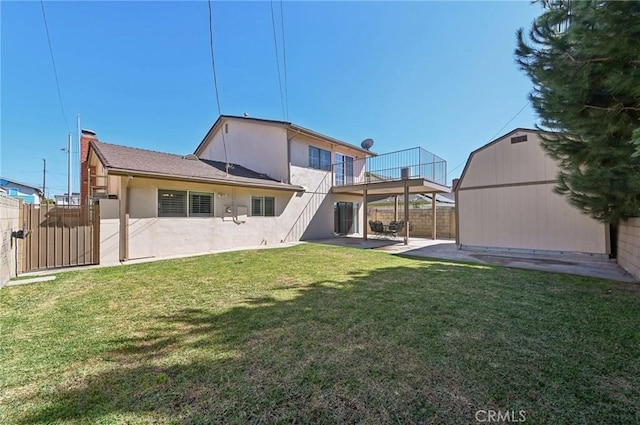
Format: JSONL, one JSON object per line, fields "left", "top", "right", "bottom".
{"left": 332, "top": 147, "right": 448, "bottom": 190}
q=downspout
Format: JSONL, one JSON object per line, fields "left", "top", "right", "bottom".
{"left": 287, "top": 134, "right": 292, "bottom": 184}
{"left": 454, "top": 186, "right": 460, "bottom": 249}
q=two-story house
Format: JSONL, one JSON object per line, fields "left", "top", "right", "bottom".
{"left": 84, "top": 116, "right": 374, "bottom": 264}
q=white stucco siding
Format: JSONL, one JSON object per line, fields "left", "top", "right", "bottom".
{"left": 100, "top": 218, "right": 120, "bottom": 265}
{"left": 199, "top": 120, "right": 289, "bottom": 183}
{"left": 288, "top": 133, "right": 366, "bottom": 183}
{"left": 126, "top": 177, "right": 294, "bottom": 219}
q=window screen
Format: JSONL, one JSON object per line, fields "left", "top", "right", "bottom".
{"left": 158, "top": 190, "right": 187, "bottom": 217}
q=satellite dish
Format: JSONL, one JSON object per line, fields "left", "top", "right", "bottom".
{"left": 183, "top": 154, "right": 199, "bottom": 160}
{"left": 361, "top": 138, "right": 374, "bottom": 150}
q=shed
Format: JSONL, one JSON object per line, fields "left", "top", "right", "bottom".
{"left": 455, "top": 129, "right": 609, "bottom": 256}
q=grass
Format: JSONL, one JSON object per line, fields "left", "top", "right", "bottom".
{"left": 1, "top": 243, "right": 639, "bottom": 424}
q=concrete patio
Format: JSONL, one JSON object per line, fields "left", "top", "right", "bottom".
{"left": 313, "top": 236, "right": 638, "bottom": 283}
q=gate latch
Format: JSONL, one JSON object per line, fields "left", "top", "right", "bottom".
{"left": 12, "top": 224, "right": 29, "bottom": 239}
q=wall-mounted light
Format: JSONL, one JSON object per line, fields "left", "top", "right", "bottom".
{"left": 218, "top": 193, "right": 228, "bottom": 198}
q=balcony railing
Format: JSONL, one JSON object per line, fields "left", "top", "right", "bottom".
{"left": 332, "top": 147, "right": 447, "bottom": 187}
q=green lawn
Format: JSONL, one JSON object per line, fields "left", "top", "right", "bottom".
{"left": 1, "top": 244, "right": 639, "bottom": 424}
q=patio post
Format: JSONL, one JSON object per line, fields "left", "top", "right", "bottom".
{"left": 404, "top": 182, "right": 409, "bottom": 245}
{"left": 432, "top": 191, "right": 437, "bottom": 240}
{"left": 394, "top": 195, "right": 398, "bottom": 222}
{"left": 363, "top": 189, "right": 368, "bottom": 241}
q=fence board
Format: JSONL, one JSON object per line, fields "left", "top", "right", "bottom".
{"left": 20, "top": 204, "right": 100, "bottom": 272}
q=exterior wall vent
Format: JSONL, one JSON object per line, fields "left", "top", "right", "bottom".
{"left": 511, "top": 135, "right": 528, "bottom": 144}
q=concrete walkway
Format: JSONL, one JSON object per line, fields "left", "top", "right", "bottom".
{"left": 9, "top": 237, "right": 636, "bottom": 286}
{"left": 314, "top": 237, "right": 638, "bottom": 283}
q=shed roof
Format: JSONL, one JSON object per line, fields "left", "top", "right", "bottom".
{"left": 456, "top": 128, "right": 549, "bottom": 190}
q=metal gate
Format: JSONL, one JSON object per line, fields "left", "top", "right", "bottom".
{"left": 21, "top": 204, "right": 100, "bottom": 272}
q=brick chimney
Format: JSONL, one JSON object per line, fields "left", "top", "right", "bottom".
{"left": 80, "top": 129, "right": 98, "bottom": 204}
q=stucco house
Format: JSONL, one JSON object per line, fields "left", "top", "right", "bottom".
{"left": 0, "top": 177, "right": 43, "bottom": 204}
{"left": 82, "top": 115, "right": 450, "bottom": 265}
{"left": 84, "top": 115, "right": 377, "bottom": 264}
{"left": 454, "top": 128, "right": 610, "bottom": 257}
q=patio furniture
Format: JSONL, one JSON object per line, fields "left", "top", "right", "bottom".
{"left": 369, "top": 220, "right": 385, "bottom": 237}
{"left": 387, "top": 221, "right": 399, "bottom": 237}
{"left": 394, "top": 220, "right": 405, "bottom": 237}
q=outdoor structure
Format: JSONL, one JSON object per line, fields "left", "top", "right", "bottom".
{"left": 455, "top": 128, "right": 609, "bottom": 256}
{"left": 80, "top": 115, "right": 449, "bottom": 265}
{"left": 0, "top": 177, "right": 42, "bottom": 205}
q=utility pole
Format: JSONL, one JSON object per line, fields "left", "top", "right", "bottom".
{"left": 77, "top": 114, "right": 81, "bottom": 197}
{"left": 67, "top": 132, "right": 72, "bottom": 205}
{"left": 42, "top": 158, "right": 46, "bottom": 200}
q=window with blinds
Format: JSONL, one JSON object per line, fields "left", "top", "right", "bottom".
{"left": 189, "top": 192, "right": 214, "bottom": 217}
{"left": 158, "top": 190, "right": 214, "bottom": 217}
{"left": 158, "top": 190, "right": 187, "bottom": 217}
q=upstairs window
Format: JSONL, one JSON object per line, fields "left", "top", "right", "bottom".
{"left": 251, "top": 196, "right": 275, "bottom": 216}
{"left": 309, "top": 146, "right": 332, "bottom": 171}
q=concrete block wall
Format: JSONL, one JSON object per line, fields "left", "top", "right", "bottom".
{"left": 368, "top": 206, "right": 456, "bottom": 239}
{"left": 618, "top": 218, "right": 640, "bottom": 280}
{"left": 0, "top": 194, "right": 21, "bottom": 287}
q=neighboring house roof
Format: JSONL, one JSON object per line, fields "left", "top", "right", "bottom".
{"left": 194, "top": 115, "right": 375, "bottom": 157}
{"left": 0, "top": 177, "right": 43, "bottom": 194}
{"left": 455, "top": 128, "right": 553, "bottom": 190}
{"left": 90, "top": 141, "right": 304, "bottom": 191}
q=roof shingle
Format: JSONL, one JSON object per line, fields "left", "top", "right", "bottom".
{"left": 91, "top": 141, "right": 302, "bottom": 191}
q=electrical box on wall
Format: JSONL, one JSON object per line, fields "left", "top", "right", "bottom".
{"left": 236, "top": 206, "right": 247, "bottom": 222}
{"left": 223, "top": 205, "right": 247, "bottom": 223}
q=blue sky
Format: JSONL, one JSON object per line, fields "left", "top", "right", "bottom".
{"left": 1, "top": 1, "right": 541, "bottom": 197}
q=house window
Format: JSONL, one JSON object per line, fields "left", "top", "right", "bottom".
{"left": 189, "top": 192, "right": 214, "bottom": 217}
{"left": 251, "top": 196, "right": 275, "bottom": 216}
{"left": 335, "top": 153, "right": 354, "bottom": 185}
{"left": 158, "top": 189, "right": 214, "bottom": 217}
{"left": 309, "top": 146, "right": 332, "bottom": 171}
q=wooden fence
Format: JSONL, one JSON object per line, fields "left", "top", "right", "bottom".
{"left": 21, "top": 204, "right": 100, "bottom": 272}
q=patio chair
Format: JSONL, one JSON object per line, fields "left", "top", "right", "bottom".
{"left": 373, "top": 220, "right": 385, "bottom": 237}
{"left": 368, "top": 220, "right": 377, "bottom": 235}
{"left": 387, "top": 221, "right": 399, "bottom": 237}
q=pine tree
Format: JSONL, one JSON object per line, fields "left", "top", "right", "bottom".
{"left": 516, "top": 0, "right": 640, "bottom": 223}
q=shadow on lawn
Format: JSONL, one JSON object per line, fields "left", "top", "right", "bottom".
{"left": 18, "top": 258, "right": 640, "bottom": 424}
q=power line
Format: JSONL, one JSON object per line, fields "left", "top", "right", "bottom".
{"left": 279, "top": 0, "right": 289, "bottom": 120}
{"left": 40, "top": 0, "right": 71, "bottom": 133}
{"left": 270, "top": 0, "right": 286, "bottom": 121}
{"left": 207, "top": 0, "right": 229, "bottom": 169}
{"left": 447, "top": 100, "right": 531, "bottom": 178}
